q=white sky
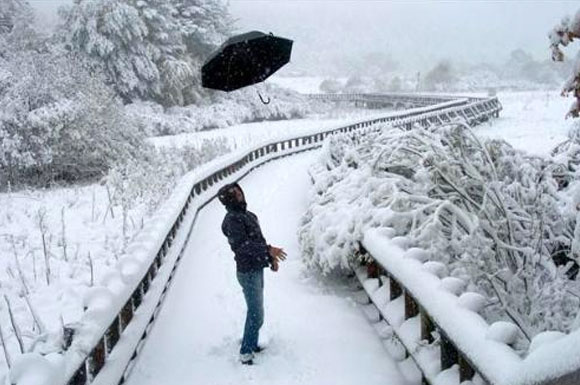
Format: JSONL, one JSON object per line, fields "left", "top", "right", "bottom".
{"left": 229, "top": 0, "right": 580, "bottom": 73}
{"left": 29, "top": 0, "right": 580, "bottom": 74}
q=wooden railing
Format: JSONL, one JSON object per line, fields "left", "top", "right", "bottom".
{"left": 354, "top": 230, "right": 580, "bottom": 385}
{"left": 61, "top": 94, "right": 502, "bottom": 385}
{"left": 307, "top": 92, "right": 484, "bottom": 109}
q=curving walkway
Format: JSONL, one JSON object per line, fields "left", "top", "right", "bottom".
{"left": 125, "top": 151, "right": 407, "bottom": 385}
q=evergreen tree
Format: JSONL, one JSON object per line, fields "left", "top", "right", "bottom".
{"left": 59, "top": 0, "right": 232, "bottom": 106}
{"left": 59, "top": 0, "right": 160, "bottom": 102}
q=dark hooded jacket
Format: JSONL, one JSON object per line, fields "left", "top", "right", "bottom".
{"left": 219, "top": 183, "right": 271, "bottom": 272}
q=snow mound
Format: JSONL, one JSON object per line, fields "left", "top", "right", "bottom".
{"left": 486, "top": 321, "right": 520, "bottom": 346}
{"left": 118, "top": 257, "right": 142, "bottom": 284}
{"left": 361, "top": 304, "right": 381, "bottom": 323}
{"left": 458, "top": 292, "right": 487, "bottom": 313}
{"left": 422, "top": 261, "right": 448, "bottom": 278}
{"left": 83, "top": 287, "right": 115, "bottom": 311}
{"left": 404, "top": 247, "right": 430, "bottom": 263}
{"left": 390, "top": 236, "right": 410, "bottom": 250}
{"left": 528, "top": 331, "right": 566, "bottom": 353}
{"left": 439, "top": 277, "right": 466, "bottom": 296}
{"left": 9, "top": 353, "right": 58, "bottom": 385}
{"left": 376, "top": 227, "right": 396, "bottom": 239}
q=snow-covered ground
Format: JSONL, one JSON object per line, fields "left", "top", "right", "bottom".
{"left": 1, "top": 90, "right": 575, "bottom": 382}
{"left": 124, "top": 151, "right": 409, "bottom": 385}
{"left": 476, "top": 91, "right": 576, "bottom": 156}
{"left": 0, "top": 108, "right": 394, "bottom": 381}
{"left": 148, "top": 108, "right": 392, "bottom": 150}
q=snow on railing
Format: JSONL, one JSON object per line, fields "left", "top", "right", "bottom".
{"left": 40, "top": 95, "right": 501, "bottom": 385}
{"left": 306, "top": 92, "right": 484, "bottom": 108}
{"left": 356, "top": 230, "right": 580, "bottom": 385}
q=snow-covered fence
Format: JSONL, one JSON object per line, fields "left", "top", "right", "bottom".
{"left": 307, "top": 92, "right": 480, "bottom": 109}
{"left": 356, "top": 231, "right": 580, "bottom": 385}
{"left": 55, "top": 95, "right": 501, "bottom": 385}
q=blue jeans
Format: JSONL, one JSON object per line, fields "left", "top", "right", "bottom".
{"left": 236, "top": 269, "right": 264, "bottom": 355}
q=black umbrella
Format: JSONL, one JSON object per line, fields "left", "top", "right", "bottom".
{"left": 201, "top": 31, "right": 293, "bottom": 94}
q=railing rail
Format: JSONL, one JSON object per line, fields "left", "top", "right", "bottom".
{"left": 61, "top": 94, "right": 502, "bottom": 385}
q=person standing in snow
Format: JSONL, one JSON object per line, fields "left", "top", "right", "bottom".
{"left": 218, "top": 182, "right": 287, "bottom": 365}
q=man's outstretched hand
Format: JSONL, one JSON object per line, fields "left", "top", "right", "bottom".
{"left": 268, "top": 245, "right": 287, "bottom": 272}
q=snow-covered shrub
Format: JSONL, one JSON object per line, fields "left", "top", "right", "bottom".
{"left": 106, "top": 138, "right": 230, "bottom": 224}
{"left": 127, "top": 84, "right": 312, "bottom": 136}
{"left": 0, "top": 48, "right": 143, "bottom": 188}
{"left": 299, "top": 122, "right": 580, "bottom": 341}
{"left": 550, "top": 8, "right": 580, "bottom": 118}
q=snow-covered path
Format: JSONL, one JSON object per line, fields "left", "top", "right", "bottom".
{"left": 124, "top": 151, "right": 406, "bottom": 385}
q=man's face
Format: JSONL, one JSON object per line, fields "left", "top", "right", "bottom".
{"left": 231, "top": 186, "right": 245, "bottom": 203}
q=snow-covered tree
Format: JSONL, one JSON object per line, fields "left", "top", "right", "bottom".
{"left": 0, "top": 0, "right": 39, "bottom": 55}
{"left": 173, "top": 0, "right": 231, "bottom": 58}
{"left": 0, "top": 0, "right": 33, "bottom": 35}
{"left": 59, "top": 0, "right": 232, "bottom": 106}
{"left": 0, "top": 49, "right": 143, "bottom": 187}
{"left": 550, "top": 9, "right": 580, "bottom": 118}
{"left": 58, "top": 0, "right": 162, "bottom": 103}
{"left": 422, "top": 60, "right": 457, "bottom": 91}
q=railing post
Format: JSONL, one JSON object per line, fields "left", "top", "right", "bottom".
{"left": 404, "top": 291, "right": 419, "bottom": 319}
{"left": 390, "top": 277, "right": 402, "bottom": 300}
{"left": 120, "top": 298, "right": 133, "bottom": 331}
{"left": 69, "top": 364, "right": 88, "bottom": 385}
{"left": 367, "top": 260, "right": 379, "bottom": 279}
{"left": 88, "top": 337, "right": 106, "bottom": 381}
{"left": 440, "top": 332, "right": 458, "bottom": 371}
{"left": 105, "top": 317, "right": 120, "bottom": 354}
{"left": 459, "top": 355, "right": 475, "bottom": 382}
{"left": 420, "top": 310, "right": 435, "bottom": 343}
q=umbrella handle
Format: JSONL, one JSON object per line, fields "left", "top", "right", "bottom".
{"left": 258, "top": 92, "right": 271, "bottom": 105}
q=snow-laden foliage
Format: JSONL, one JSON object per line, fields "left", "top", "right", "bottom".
{"left": 0, "top": 21, "right": 143, "bottom": 188}
{"left": 126, "top": 85, "right": 312, "bottom": 136}
{"left": 58, "top": 0, "right": 231, "bottom": 106}
{"left": 0, "top": 0, "right": 33, "bottom": 35}
{"left": 299, "top": 123, "right": 580, "bottom": 340}
{"left": 550, "top": 8, "right": 580, "bottom": 118}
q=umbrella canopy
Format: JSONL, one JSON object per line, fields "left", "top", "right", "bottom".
{"left": 202, "top": 31, "right": 293, "bottom": 92}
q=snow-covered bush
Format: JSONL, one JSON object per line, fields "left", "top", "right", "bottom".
{"left": 299, "top": 122, "right": 580, "bottom": 341}
{"left": 127, "top": 84, "right": 312, "bottom": 136}
{"left": 0, "top": 49, "right": 143, "bottom": 188}
{"left": 550, "top": 8, "right": 580, "bottom": 118}
{"left": 106, "top": 138, "right": 230, "bottom": 226}
{"left": 0, "top": 13, "right": 143, "bottom": 188}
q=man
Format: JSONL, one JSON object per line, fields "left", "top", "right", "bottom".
{"left": 218, "top": 182, "right": 287, "bottom": 365}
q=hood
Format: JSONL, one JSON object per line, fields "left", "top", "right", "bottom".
{"left": 218, "top": 182, "right": 247, "bottom": 211}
